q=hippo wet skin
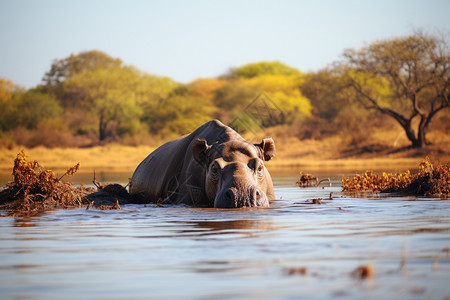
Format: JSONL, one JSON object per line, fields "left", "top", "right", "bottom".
{"left": 129, "top": 120, "right": 276, "bottom": 208}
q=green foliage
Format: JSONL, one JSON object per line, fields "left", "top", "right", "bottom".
{"left": 52, "top": 51, "right": 178, "bottom": 141}
{"left": 228, "top": 112, "right": 262, "bottom": 133}
{"left": 300, "top": 70, "right": 349, "bottom": 121}
{"left": 215, "top": 79, "right": 256, "bottom": 111}
{"left": 2, "top": 32, "right": 447, "bottom": 149}
{"left": 230, "top": 61, "right": 301, "bottom": 78}
{"left": 62, "top": 66, "right": 145, "bottom": 140}
{"left": 43, "top": 50, "right": 123, "bottom": 87}
{"left": 147, "top": 93, "right": 218, "bottom": 138}
{"left": 215, "top": 73, "right": 312, "bottom": 126}
{"left": 0, "top": 90, "right": 62, "bottom": 131}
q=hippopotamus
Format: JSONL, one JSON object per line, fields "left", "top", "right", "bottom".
{"left": 129, "top": 120, "right": 276, "bottom": 208}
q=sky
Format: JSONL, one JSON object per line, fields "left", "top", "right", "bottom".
{"left": 1, "top": 0, "right": 449, "bottom": 88}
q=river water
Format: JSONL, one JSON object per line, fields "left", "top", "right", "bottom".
{"left": 0, "top": 172, "right": 449, "bottom": 299}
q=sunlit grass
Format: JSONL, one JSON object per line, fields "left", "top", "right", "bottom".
{"left": 0, "top": 144, "right": 155, "bottom": 175}
{"left": 0, "top": 125, "right": 448, "bottom": 180}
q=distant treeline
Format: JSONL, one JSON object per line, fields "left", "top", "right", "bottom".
{"left": 0, "top": 30, "right": 448, "bottom": 148}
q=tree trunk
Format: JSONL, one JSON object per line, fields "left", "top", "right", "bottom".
{"left": 416, "top": 115, "right": 430, "bottom": 147}
{"left": 411, "top": 138, "right": 423, "bottom": 148}
{"left": 400, "top": 117, "right": 430, "bottom": 148}
{"left": 397, "top": 118, "right": 424, "bottom": 148}
{"left": 99, "top": 111, "right": 106, "bottom": 141}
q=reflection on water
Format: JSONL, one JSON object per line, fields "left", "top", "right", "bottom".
{"left": 0, "top": 174, "right": 449, "bottom": 299}
{"left": 187, "top": 219, "right": 276, "bottom": 231}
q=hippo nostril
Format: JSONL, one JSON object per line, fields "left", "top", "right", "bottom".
{"left": 255, "top": 189, "right": 261, "bottom": 200}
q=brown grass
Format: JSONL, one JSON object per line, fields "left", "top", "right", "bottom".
{"left": 0, "top": 151, "right": 147, "bottom": 215}
{"left": 0, "top": 144, "right": 155, "bottom": 175}
{"left": 0, "top": 124, "right": 448, "bottom": 181}
{"left": 0, "top": 151, "right": 95, "bottom": 216}
{"left": 266, "top": 124, "right": 450, "bottom": 172}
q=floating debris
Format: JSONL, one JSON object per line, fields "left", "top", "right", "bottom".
{"left": 311, "top": 198, "right": 322, "bottom": 204}
{"left": 351, "top": 264, "right": 374, "bottom": 279}
{"left": 296, "top": 193, "right": 334, "bottom": 205}
{"left": 0, "top": 151, "right": 94, "bottom": 216}
{"left": 297, "top": 172, "right": 332, "bottom": 188}
{"left": 99, "top": 200, "right": 122, "bottom": 210}
{"left": 286, "top": 267, "right": 308, "bottom": 276}
{"left": 0, "top": 151, "right": 147, "bottom": 216}
{"left": 432, "top": 246, "right": 450, "bottom": 271}
{"left": 342, "top": 157, "right": 449, "bottom": 197}
{"left": 297, "top": 173, "right": 317, "bottom": 187}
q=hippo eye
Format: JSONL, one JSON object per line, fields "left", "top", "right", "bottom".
{"left": 256, "top": 164, "right": 265, "bottom": 180}
{"left": 209, "top": 162, "right": 220, "bottom": 183}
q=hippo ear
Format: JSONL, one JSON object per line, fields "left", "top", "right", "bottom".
{"left": 255, "top": 138, "right": 275, "bottom": 161}
{"left": 192, "top": 138, "right": 212, "bottom": 165}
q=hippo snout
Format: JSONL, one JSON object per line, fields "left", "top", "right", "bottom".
{"left": 215, "top": 186, "right": 269, "bottom": 208}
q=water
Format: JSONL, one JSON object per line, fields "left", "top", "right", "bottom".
{"left": 1, "top": 174, "right": 449, "bottom": 299}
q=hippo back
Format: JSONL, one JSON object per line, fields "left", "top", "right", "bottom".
{"left": 130, "top": 120, "right": 230, "bottom": 203}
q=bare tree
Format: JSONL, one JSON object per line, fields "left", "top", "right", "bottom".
{"left": 342, "top": 30, "right": 449, "bottom": 148}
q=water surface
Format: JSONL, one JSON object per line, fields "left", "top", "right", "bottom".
{"left": 0, "top": 174, "right": 449, "bottom": 299}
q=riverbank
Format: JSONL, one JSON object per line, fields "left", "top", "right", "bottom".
{"left": 1, "top": 137, "right": 448, "bottom": 182}
{"left": 0, "top": 144, "right": 156, "bottom": 175}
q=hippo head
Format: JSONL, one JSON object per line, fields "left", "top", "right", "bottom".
{"left": 192, "top": 137, "right": 275, "bottom": 208}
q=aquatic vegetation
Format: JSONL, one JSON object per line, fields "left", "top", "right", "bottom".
{"left": 286, "top": 267, "right": 308, "bottom": 276}
{"left": 0, "top": 151, "right": 94, "bottom": 216}
{"left": 342, "top": 157, "right": 450, "bottom": 197}
{"left": 0, "top": 151, "right": 149, "bottom": 216}
{"left": 351, "top": 264, "right": 374, "bottom": 280}
{"left": 296, "top": 173, "right": 317, "bottom": 187}
{"left": 98, "top": 200, "right": 122, "bottom": 210}
{"left": 296, "top": 172, "right": 332, "bottom": 187}
{"left": 295, "top": 193, "right": 334, "bottom": 205}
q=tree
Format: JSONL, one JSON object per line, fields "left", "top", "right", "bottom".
{"left": 143, "top": 79, "right": 221, "bottom": 137}
{"left": 342, "top": 31, "right": 450, "bottom": 148}
{"left": 300, "top": 70, "right": 349, "bottom": 121}
{"left": 42, "top": 50, "right": 124, "bottom": 108}
{"left": 44, "top": 50, "right": 179, "bottom": 141}
{"left": 146, "top": 93, "right": 218, "bottom": 138}
{"left": 244, "top": 75, "right": 312, "bottom": 124}
{"left": 0, "top": 78, "right": 15, "bottom": 102}
{"left": 227, "top": 61, "right": 301, "bottom": 79}
{"left": 43, "top": 50, "right": 123, "bottom": 87}
{"left": 62, "top": 65, "right": 144, "bottom": 141}
{"left": 215, "top": 72, "right": 312, "bottom": 126}
{"left": 188, "top": 78, "right": 226, "bottom": 101}
{"left": 0, "top": 90, "right": 62, "bottom": 131}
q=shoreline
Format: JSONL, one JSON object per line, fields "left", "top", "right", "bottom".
{"left": 0, "top": 145, "right": 442, "bottom": 178}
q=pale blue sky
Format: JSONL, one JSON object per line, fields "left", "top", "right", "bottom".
{"left": 1, "top": 0, "right": 449, "bottom": 88}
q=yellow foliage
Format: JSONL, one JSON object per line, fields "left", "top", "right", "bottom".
{"left": 268, "top": 90, "right": 312, "bottom": 117}
{"left": 148, "top": 94, "right": 218, "bottom": 138}
{"left": 345, "top": 69, "right": 394, "bottom": 107}
{"left": 189, "top": 78, "right": 227, "bottom": 101}
{"left": 0, "top": 78, "right": 14, "bottom": 102}
{"left": 244, "top": 74, "right": 303, "bottom": 93}
{"left": 214, "top": 74, "right": 312, "bottom": 124}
